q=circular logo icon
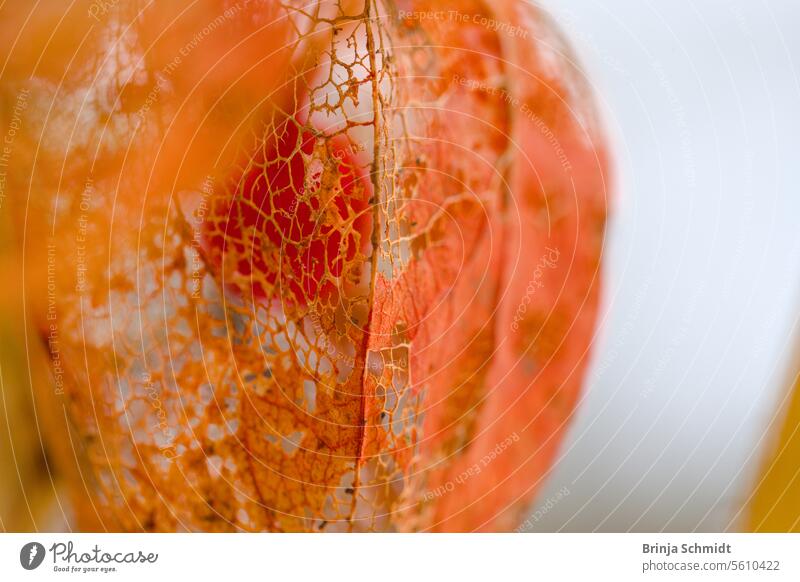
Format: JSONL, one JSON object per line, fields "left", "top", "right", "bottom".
{"left": 19, "top": 542, "right": 46, "bottom": 570}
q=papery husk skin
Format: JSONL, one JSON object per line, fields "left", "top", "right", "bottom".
{"left": 3, "top": 0, "right": 609, "bottom": 532}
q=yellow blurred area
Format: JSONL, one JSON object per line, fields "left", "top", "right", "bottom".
{"left": 748, "top": 355, "right": 800, "bottom": 532}
{"left": 0, "top": 196, "right": 62, "bottom": 531}
{"left": 0, "top": 0, "right": 98, "bottom": 532}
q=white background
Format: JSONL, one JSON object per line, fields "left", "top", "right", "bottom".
{"left": 528, "top": 0, "right": 800, "bottom": 531}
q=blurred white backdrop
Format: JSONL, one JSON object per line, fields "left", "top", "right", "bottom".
{"left": 526, "top": 0, "right": 800, "bottom": 531}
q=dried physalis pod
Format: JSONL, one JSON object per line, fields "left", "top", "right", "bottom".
{"left": 3, "top": 0, "right": 609, "bottom": 532}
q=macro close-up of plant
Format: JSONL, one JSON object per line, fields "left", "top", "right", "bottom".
{"left": 4, "top": 6, "right": 800, "bottom": 575}
{"left": 0, "top": 0, "right": 609, "bottom": 533}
